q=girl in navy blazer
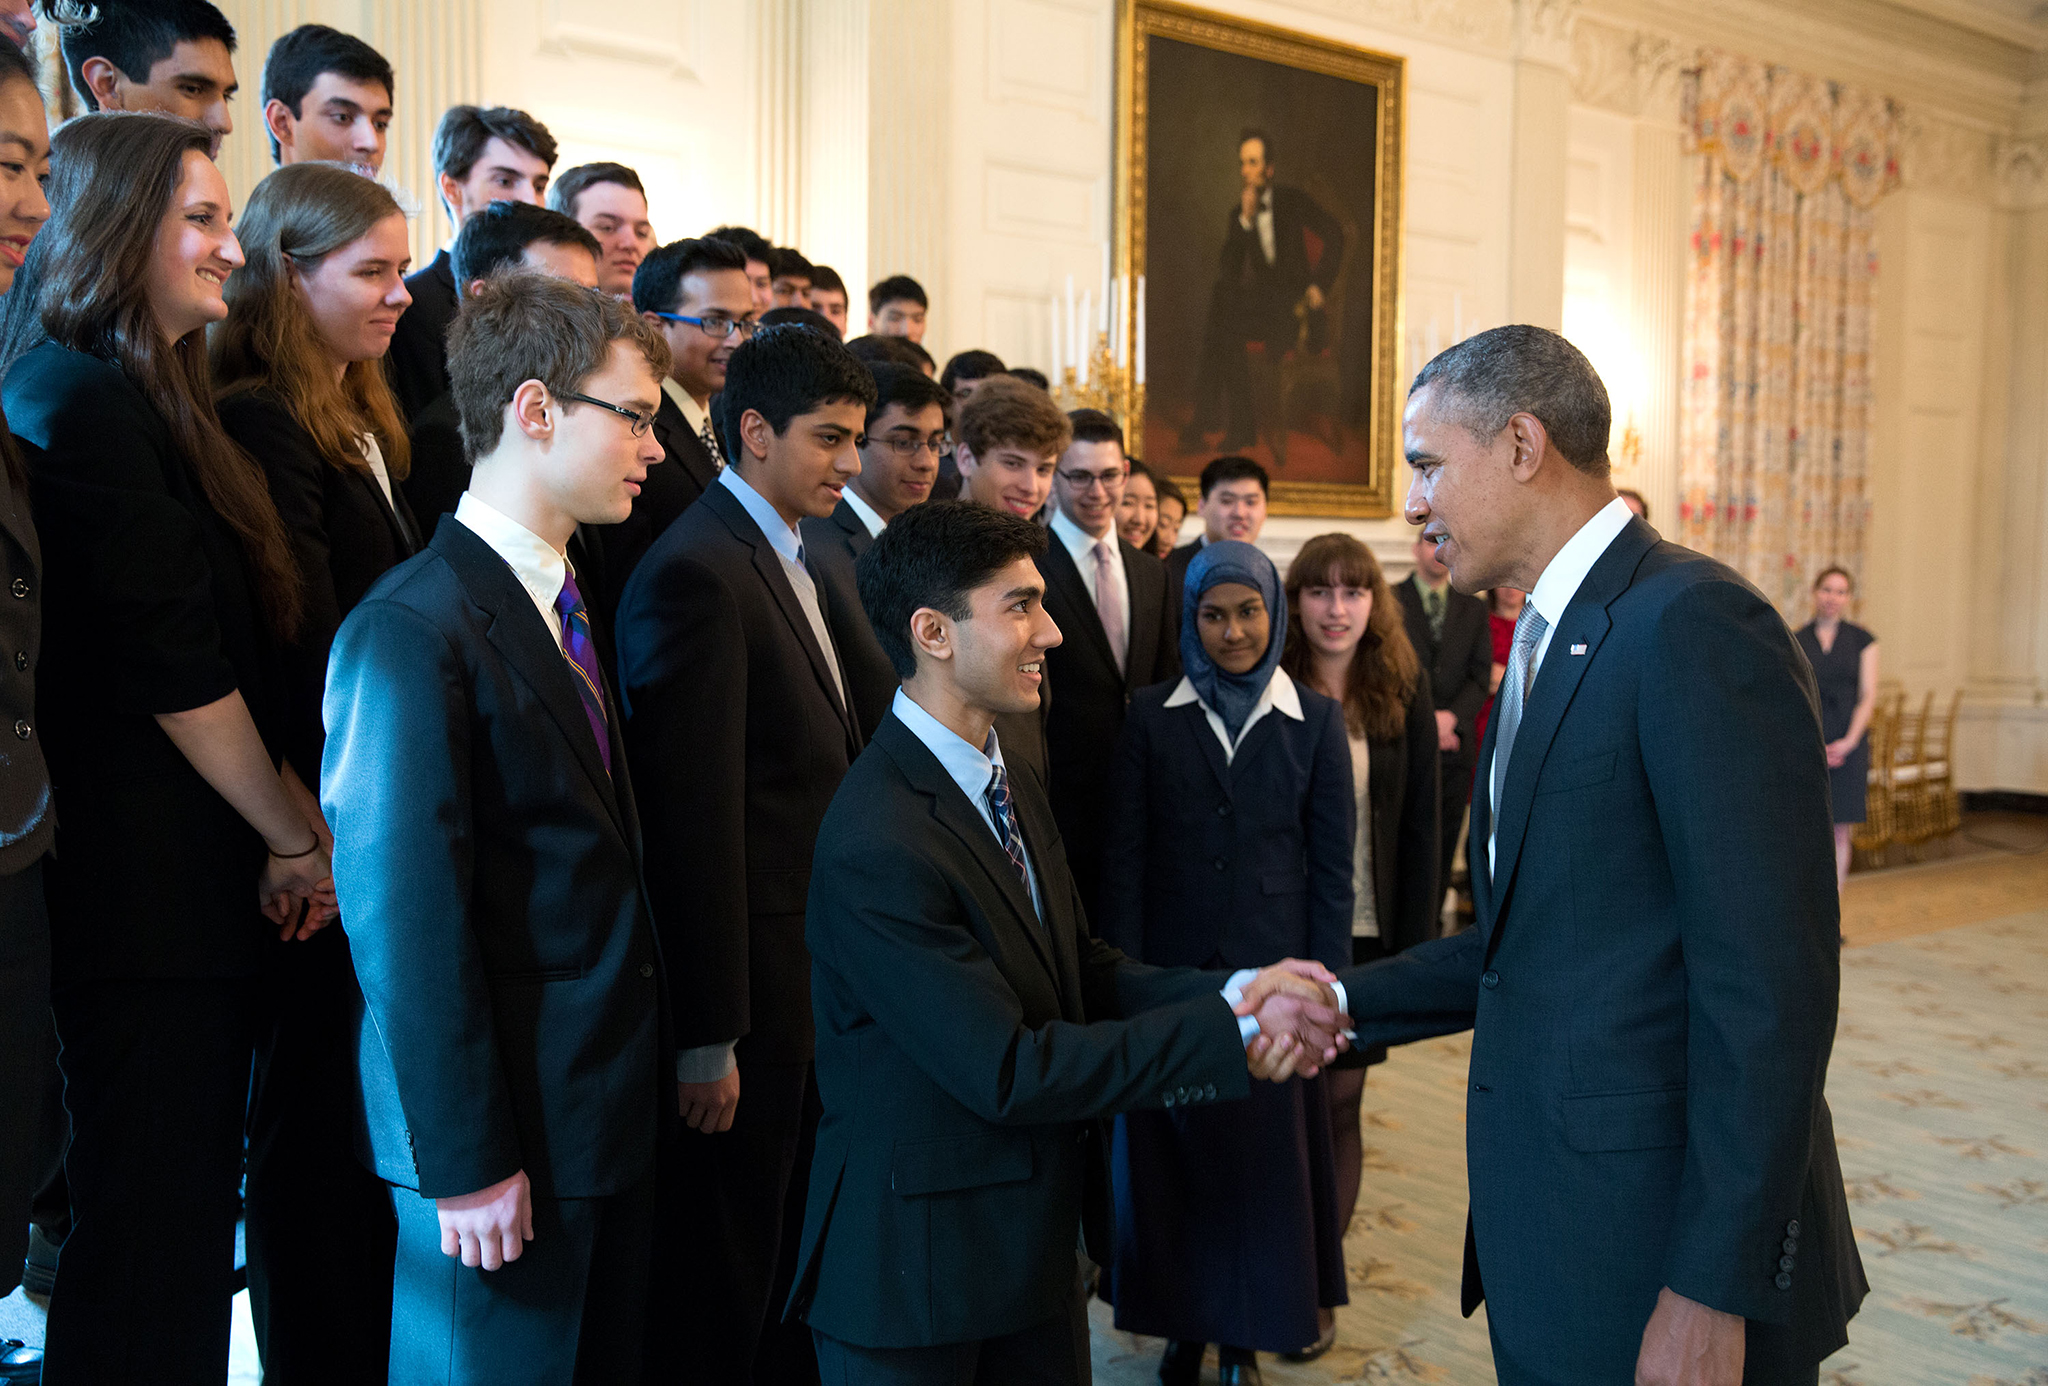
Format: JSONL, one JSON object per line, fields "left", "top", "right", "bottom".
{"left": 1099, "top": 540, "right": 1354, "bottom": 1386}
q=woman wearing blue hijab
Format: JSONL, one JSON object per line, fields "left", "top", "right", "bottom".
{"left": 1097, "top": 541, "right": 1355, "bottom": 1384}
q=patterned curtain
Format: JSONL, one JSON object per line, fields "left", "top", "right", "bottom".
{"left": 1678, "top": 51, "right": 1898, "bottom": 620}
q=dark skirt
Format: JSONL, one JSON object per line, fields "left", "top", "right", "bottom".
{"left": 1828, "top": 742, "right": 1870, "bottom": 825}
{"left": 1106, "top": 1072, "right": 1347, "bottom": 1351}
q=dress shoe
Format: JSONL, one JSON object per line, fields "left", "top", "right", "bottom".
{"left": 1281, "top": 1316, "right": 1338, "bottom": 1362}
{"left": 1157, "top": 1340, "right": 1205, "bottom": 1386}
{"left": 0, "top": 1339, "right": 43, "bottom": 1383}
{"left": 1215, "top": 1350, "right": 1264, "bottom": 1386}
{"left": 21, "top": 1224, "right": 57, "bottom": 1299}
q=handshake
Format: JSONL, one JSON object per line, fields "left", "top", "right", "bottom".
{"left": 1232, "top": 960, "right": 1349, "bottom": 1082}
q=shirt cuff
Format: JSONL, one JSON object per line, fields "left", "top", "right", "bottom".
{"left": 675, "top": 1041, "right": 737, "bottom": 1084}
{"left": 1220, "top": 968, "right": 1261, "bottom": 1047}
{"left": 1330, "top": 979, "right": 1349, "bottom": 1019}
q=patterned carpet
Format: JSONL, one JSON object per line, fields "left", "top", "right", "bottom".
{"left": 1092, "top": 845, "right": 2048, "bottom": 1386}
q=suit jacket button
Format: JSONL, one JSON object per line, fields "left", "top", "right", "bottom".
{"left": 1786, "top": 1220, "right": 1800, "bottom": 1237}
{"left": 12, "top": 719, "right": 28, "bottom": 740}
{"left": 1783, "top": 1237, "right": 1798, "bottom": 1255}
{"left": 1212, "top": 858, "right": 1227, "bottom": 872}
{"left": 1215, "top": 803, "right": 1231, "bottom": 817}
{"left": 1162, "top": 1091, "right": 1174, "bottom": 1107}
{"left": 1481, "top": 970, "right": 1500, "bottom": 988}
{"left": 638, "top": 963, "right": 654, "bottom": 978}
{"left": 13, "top": 651, "right": 24, "bottom": 671}
{"left": 9, "top": 578, "right": 26, "bottom": 599}
{"left": 1779, "top": 1254, "right": 1795, "bottom": 1270}
{"left": 1775, "top": 1272, "right": 1793, "bottom": 1291}
{"left": 1204, "top": 1084, "right": 1216, "bottom": 1100}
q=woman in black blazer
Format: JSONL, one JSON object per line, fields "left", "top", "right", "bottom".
{"left": 0, "top": 114, "right": 335, "bottom": 1384}
{"left": 1099, "top": 541, "right": 1353, "bottom": 1386}
{"left": 211, "top": 161, "right": 421, "bottom": 1382}
{"left": 1279, "top": 531, "right": 1440, "bottom": 1357}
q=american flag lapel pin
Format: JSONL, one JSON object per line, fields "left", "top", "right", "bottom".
{"left": 1570, "top": 643, "right": 1588, "bottom": 655}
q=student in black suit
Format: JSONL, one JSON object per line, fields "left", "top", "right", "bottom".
{"left": 45, "top": 0, "right": 238, "bottom": 157}
{"left": 1396, "top": 530, "right": 1492, "bottom": 904}
{"left": 1279, "top": 532, "right": 1439, "bottom": 1359}
{"left": 1038, "top": 409, "right": 1177, "bottom": 921}
{"left": 789, "top": 501, "right": 1351, "bottom": 1384}
{"left": 801, "top": 361, "right": 947, "bottom": 740}
{"left": 1165, "top": 455, "right": 1269, "bottom": 623}
{"left": 615, "top": 324, "right": 874, "bottom": 1382}
{"left": 0, "top": 114, "right": 337, "bottom": 1386}
{"left": 324, "top": 272, "right": 672, "bottom": 1385}
{"left": 602, "top": 235, "right": 755, "bottom": 594}
{"left": 1240, "top": 327, "right": 1865, "bottom": 1386}
{"left": 386, "top": 105, "right": 557, "bottom": 420}
{"left": 259, "top": 23, "right": 394, "bottom": 174}
{"left": 549, "top": 161, "right": 656, "bottom": 299}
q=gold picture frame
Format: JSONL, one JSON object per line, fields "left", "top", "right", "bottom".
{"left": 1117, "top": 0, "right": 1405, "bottom": 518}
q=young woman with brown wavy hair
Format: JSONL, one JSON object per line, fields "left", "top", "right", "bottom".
{"left": 210, "top": 158, "right": 420, "bottom": 1383}
{"left": 0, "top": 111, "right": 334, "bottom": 1384}
{"left": 1277, "top": 531, "right": 1442, "bottom": 1359}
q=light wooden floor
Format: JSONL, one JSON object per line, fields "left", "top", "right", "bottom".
{"left": 1842, "top": 813, "right": 2048, "bottom": 948}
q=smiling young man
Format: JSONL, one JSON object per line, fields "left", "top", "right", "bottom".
{"left": 867, "top": 272, "right": 928, "bottom": 342}
{"left": 550, "top": 161, "right": 656, "bottom": 299}
{"left": 800, "top": 361, "right": 949, "bottom": 741}
{"left": 613, "top": 324, "right": 877, "bottom": 1383}
{"left": 1036, "top": 409, "right": 1178, "bottom": 922}
{"left": 53, "top": 0, "right": 238, "bottom": 156}
{"left": 954, "top": 374, "right": 1066, "bottom": 523}
{"left": 260, "top": 24, "right": 392, "bottom": 173}
{"left": 1165, "top": 454, "right": 1270, "bottom": 624}
{"left": 387, "top": 104, "right": 559, "bottom": 419}
{"left": 323, "top": 270, "right": 671, "bottom": 1385}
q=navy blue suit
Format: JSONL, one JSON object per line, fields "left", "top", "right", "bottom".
{"left": 1337, "top": 518, "right": 1866, "bottom": 1384}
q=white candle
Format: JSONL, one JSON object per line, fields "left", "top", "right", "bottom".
{"left": 1115, "top": 276, "right": 1129, "bottom": 369}
{"left": 1049, "top": 294, "right": 1062, "bottom": 381}
{"left": 1078, "top": 290, "right": 1092, "bottom": 384}
{"left": 1099, "top": 243, "right": 1111, "bottom": 333}
{"left": 1135, "top": 276, "right": 1146, "bottom": 386}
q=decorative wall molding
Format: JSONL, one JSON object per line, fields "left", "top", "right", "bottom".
{"left": 537, "top": 1, "right": 699, "bottom": 79}
{"left": 1570, "top": 15, "right": 1680, "bottom": 121}
{"left": 1993, "top": 134, "right": 2048, "bottom": 208}
{"left": 1515, "top": 0, "right": 1579, "bottom": 68}
{"left": 1280, "top": 0, "right": 1515, "bottom": 59}
{"left": 1897, "top": 112, "right": 1999, "bottom": 200}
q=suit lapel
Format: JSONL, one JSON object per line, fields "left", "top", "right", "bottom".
{"left": 1121, "top": 541, "right": 1162, "bottom": 690}
{"left": 655, "top": 395, "right": 720, "bottom": 498}
{"left": 353, "top": 466, "right": 420, "bottom": 556}
{"left": 835, "top": 501, "right": 874, "bottom": 560}
{"left": 1172, "top": 699, "right": 1232, "bottom": 796}
{"left": 1008, "top": 763, "right": 1084, "bottom": 1016}
{"left": 1041, "top": 537, "right": 1119, "bottom": 677}
{"left": 435, "top": 523, "right": 626, "bottom": 835}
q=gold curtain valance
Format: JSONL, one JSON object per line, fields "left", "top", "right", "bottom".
{"left": 1684, "top": 50, "right": 1900, "bottom": 208}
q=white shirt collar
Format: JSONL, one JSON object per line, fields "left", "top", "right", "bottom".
{"left": 719, "top": 465, "right": 804, "bottom": 567}
{"left": 841, "top": 485, "right": 887, "bottom": 539}
{"left": 660, "top": 376, "right": 710, "bottom": 439}
{"left": 1526, "top": 497, "right": 1635, "bottom": 633}
{"left": 453, "top": 491, "right": 566, "bottom": 633}
{"left": 891, "top": 687, "right": 1007, "bottom": 804}
{"left": 1049, "top": 504, "right": 1116, "bottom": 567}
{"left": 1163, "top": 666, "right": 1302, "bottom": 761}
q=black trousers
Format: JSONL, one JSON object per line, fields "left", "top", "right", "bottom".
{"left": 0, "top": 862, "right": 49, "bottom": 1299}
{"left": 41, "top": 976, "right": 260, "bottom": 1386}
{"left": 648, "top": 1056, "right": 819, "bottom": 1383}
{"left": 246, "top": 925, "right": 398, "bottom": 1384}
{"left": 388, "top": 1173, "right": 654, "bottom": 1386}
{"left": 811, "top": 1265, "right": 1089, "bottom": 1386}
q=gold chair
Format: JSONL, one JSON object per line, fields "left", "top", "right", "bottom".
{"left": 1921, "top": 690, "right": 1963, "bottom": 839}
{"left": 1851, "top": 691, "right": 1900, "bottom": 867}
{"left": 1890, "top": 691, "right": 1937, "bottom": 856}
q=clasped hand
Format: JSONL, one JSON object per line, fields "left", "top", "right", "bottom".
{"left": 1233, "top": 959, "right": 1349, "bottom": 1081}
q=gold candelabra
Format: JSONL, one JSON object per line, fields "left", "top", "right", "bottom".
{"left": 1056, "top": 330, "right": 1142, "bottom": 436}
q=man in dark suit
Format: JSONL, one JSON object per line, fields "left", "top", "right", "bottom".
{"left": 386, "top": 104, "right": 557, "bottom": 420}
{"left": 788, "top": 500, "right": 1350, "bottom": 1383}
{"left": 615, "top": 324, "right": 876, "bottom": 1382}
{"left": 1241, "top": 326, "right": 1865, "bottom": 1386}
{"left": 1037, "top": 409, "right": 1178, "bottom": 922}
{"left": 323, "top": 272, "right": 672, "bottom": 1383}
{"left": 1164, "top": 455, "right": 1269, "bottom": 639}
{"left": 801, "top": 361, "right": 947, "bottom": 740}
{"left": 1396, "top": 531, "right": 1493, "bottom": 905}
{"left": 1183, "top": 128, "right": 1345, "bottom": 453}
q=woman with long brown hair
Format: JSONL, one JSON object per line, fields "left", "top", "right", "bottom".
{"left": 0, "top": 111, "right": 334, "bottom": 1384}
{"left": 1277, "top": 532, "right": 1441, "bottom": 1359}
{"left": 211, "top": 159, "right": 419, "bottom": 1382}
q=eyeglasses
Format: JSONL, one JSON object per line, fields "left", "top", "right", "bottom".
{"left": 648, "top": 311, "right": 759, "bottom": 340}
{"left": 1056, "top": 469, "right": 1125, "bottom": 492}
{"left": 867, "top": 434, "right": 948, "bottom": 459}
{"left": 558, "top": 391, "right": 655, "bottom": 437}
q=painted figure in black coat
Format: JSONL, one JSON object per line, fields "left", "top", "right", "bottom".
{"left": 1239, "top": 328, "right": 1865, "bottom": 1386}
{"left": 788, "top": 501, "right": 1349, "bottom": 1386}
{"left": 1397, "top": 533, "right": 1493, "bottom": 900}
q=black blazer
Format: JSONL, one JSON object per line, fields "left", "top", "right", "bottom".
{"left": 1357, "top": 671, "right": 1442, "bottom": 957}
{"left": 799, "top": 496, "right": 896, "bottom": 741}
{"left": 385, "top": 249, "right": 457, "bottom": 422}
{"left": 397, "top": 389, "right": 465, "bottom": 533}
{"left": 788, "top": 713, "right": 1250, "bottom": 1349}
{"left": 588, "top": 389, "right": 719, "bottom": 624}
{"left": 1396, "top": 575, "right": 1492, "bottom": 771}
{"left": 1099, "top": 677, "right": 1352, "bottom": 975}
{"left": 220, "top": 389, "right": 420, "bottom": 779}
{"left": 5, "top": 342, "right": 288, "bottom": 982}
{"left": 1034, "top": 531, "right": 1178, "bottom": 918}
{"left": 0, "top": 447, "right": 51, "bottom": 875}
{"left": 1339, "top": 519, "right": 1865, "bottom": 1375}
{"left": 615, "top": 480, "right": 861, "bottom": 1065}
{"left": 322, "top": 520, "right": 664, "bottom": 1201}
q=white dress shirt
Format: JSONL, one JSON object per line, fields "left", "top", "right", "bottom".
{"left": 453, "top": 492, "right": 568, "bottom": 649}
{"left": 359, "top": 433, "right": 395, "bottom": 509}
{"left": 891, "top": 688, "right": 1042, "bottom": 920}
{"left": 1486, "top": 496, "right": 1635, "bottom": 875}
{"left": 841, "top": 485, "right": 887, "bottom": 540}
{"left": 1049, "top": 506, "right": 1131, "bottom": 664}
{"left": 1162, "top": 666, "right": 1304, "bottom": 763}
{"left": 1239, "top": 185, "right": 1277, "bottom": 265}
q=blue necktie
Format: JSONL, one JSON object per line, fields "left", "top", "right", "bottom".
{"left": 553, "top": 571, "right": 611, "bottom": 776}
{"left": 985, "top": 763, "right": 1030, "bottom": 889}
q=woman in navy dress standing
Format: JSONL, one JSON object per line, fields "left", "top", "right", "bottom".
{"left": 1100, "top": 540, "right": 1353, "bottom": 1386}
{"left": 1793, "top": 565, "right": 1879, "bottom": 888}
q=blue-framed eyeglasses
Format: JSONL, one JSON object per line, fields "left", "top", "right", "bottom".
{"left": 648, "top": 311, "right": 759, "bottom": 340}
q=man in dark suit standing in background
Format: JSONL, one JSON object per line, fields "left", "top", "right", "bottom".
{"left": 323, "top": 273, "right": 672, "bottom": 1383}
{"left": 1397, "top": 531, "right": 1492, "bottom": 910}
{"left": 788, "top": 500, "right": 1350, "bottom": 1384}
{"left": 1037, "top": 409, "right": 1178, "bottom": 922}
{"left": 802, "top": 362, "right": 949, "bottom": 740}
{"left": 1241, "top": 326, "right": 1864, "bottom": 1386}
{"left": 616, "top": 325, "right": 875, "bottom": 1382}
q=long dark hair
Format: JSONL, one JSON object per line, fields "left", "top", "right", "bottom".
{"left": 1281, "top": 532, "right": 1420, "bottom": 742}
{"left": 0, "top": 112, "right": 302, "bottom": 639}
{"left": 0, "top": 41, "right": 41, "bottom": 494}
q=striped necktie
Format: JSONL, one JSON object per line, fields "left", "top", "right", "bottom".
{"left": 553, "top": 571, "right": 611, "bottom": 775}
{"left": 985, "top": 763, "right": 1031, "bottom": 891}
{"left": 1487, "top": 603, "right": 1548, "bottom": 871}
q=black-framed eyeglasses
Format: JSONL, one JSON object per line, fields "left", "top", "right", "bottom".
{"left": 558, "top": 391, "right": 655, "bottom": 437}
{"left": 648, "top": 311, "right": 759, "bottom": 340}
{"left": 1057, "top": 469, "right": 1124, "bottom": 492}
{"left": 867, "top": 434, "right": 948, "bottom": 459}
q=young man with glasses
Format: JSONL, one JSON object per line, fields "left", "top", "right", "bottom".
{"left": 1037, "top": 408, "right": 1180, "bottom": 922}
{"left": 801, "top": 362, "right": 949, "bottom": 740}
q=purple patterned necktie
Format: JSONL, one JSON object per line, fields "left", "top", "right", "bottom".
{"left": 553, "top": 570, "right": 611, "bottom": 775}
{"left": 985, "top": 763, "right": 1031, "bottom": 890}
